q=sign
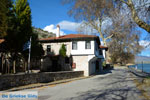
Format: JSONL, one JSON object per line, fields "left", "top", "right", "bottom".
{"left": 0, "top": 91, "right": 38, "bottom": 100}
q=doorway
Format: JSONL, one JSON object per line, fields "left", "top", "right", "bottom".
{"left": 96, "top": 60, "right": 99, "bottom": 71}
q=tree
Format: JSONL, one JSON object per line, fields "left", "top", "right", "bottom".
{"left": 59, "top": 44, "right": 66, "bottom": 57}
{"left": 107, "top": 9, "right": 143, "bottom": 65}
{"left": 13, "top": 0, "right": 32, "bottom": 52}
{"left": 3, "top": 0, "right": 32, "bottom": 73}
{"left": 0, "top": 0, "right": 14, "bottom": 38}
{"left": 30, "top": 33, "right": 44, "bottom": 59}
{"left": 5, "top": 0, "right": 32, "bottom": 53}
{"left": 0, "top": 0, "right": 7, "bottom": 38}
{"left": 0, "top": 0, "right": 44, "bottom": 74}
{"left": 22, "top": 33, "right": 44, "bottom": 72}
{"left": 64, "top": 0, "right": 114, "bottom": 46}
{"left": 0, "top": 0, "right": 15, "bottom": 74}
{"left": 118, "top": 0, "right": 150, "bottom": 33}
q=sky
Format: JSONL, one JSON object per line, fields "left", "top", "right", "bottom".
{"left": 28, "top": 0, "right": 150, "bottom": 57}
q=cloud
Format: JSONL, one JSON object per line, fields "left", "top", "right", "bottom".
{"left": 43, "top": 20, "right": 82, "bottom": 35}
{"left": 43, "top": 19, "right": 112, "bottom": 36}
{"left": 139, "top": 40, "right": 150, "bottom": 48}
{"left": 43, "top": 24, "right": 66, "bottom": 35}
{"left": 58, "top": 20, "right": 81, "bottom": 32}
{"left": 147, "top": 54, "right": 150, "bottom": 57}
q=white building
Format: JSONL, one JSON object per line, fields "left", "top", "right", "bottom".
{"left": 39, "top": 26, "right": 108, "bottom": 76}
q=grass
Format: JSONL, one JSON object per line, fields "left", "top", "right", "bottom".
{"left": 146, "top": 77, "right": 150, "bottom": 79}
{"left": 134, "top": 78, "right": 150, "bottom": 100}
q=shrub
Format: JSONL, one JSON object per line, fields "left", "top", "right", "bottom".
{"left": 59, "top": 44, "right": 66, "bottom": 57}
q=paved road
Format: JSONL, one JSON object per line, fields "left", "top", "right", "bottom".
{"left": 24, "top": 67, "right": 144, "bottom": 100}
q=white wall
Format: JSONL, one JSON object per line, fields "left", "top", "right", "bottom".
{"left": 42, "top": 40, "right": 99, "bottom": 56}
{"left": 71, "top": 40, "right": 95, "bottom": 55}
{"left": 102, "top": 50, "right": 106, "bottom": 59}
{"left": 72, "top": 55, "right": 89, "bottom": 76}
{"left": 41, "top": 40, "right": 104, "bottom": 76}
{"left": 42, "top": 42, "right": 71, "bottom": 56}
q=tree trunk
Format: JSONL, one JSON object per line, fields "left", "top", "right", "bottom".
{"left": 7, "top": 60, "right": 10, "bottom": 74}
{"left": 106, "top": 50, "right": 111, "bottom": 64}
{"left": 122, "top": 0, "right": 150, "bottom": 33}
{"left": 13, "top": 60, "right": 16, "bottom": 74}
{"left": 1, "top": 53, "right": 4, "bottom": 74}
{"left": 5, "top": 60, "right": 7, "bottom": 74}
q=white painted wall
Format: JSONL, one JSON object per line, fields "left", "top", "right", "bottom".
{"left": 72, "top": 55, "right": 89, "bottom": 76}
{"left": 41, "top": 39, "right": 104, "bottom": 76}
{"left": 102, "top": 49, "right": 106, "bottom": 59}
{"left": 42, "top": 42, "right": 71, "bottom": 56}
{"left": 71, "top": 41, "right": 95, "bottom": 55}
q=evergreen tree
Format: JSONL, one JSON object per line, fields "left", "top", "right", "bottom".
{"left": 59, "top": 44, "right": 66, "bottom": 57}
{"left": 0, "top": 0, "right": 14, "bottom": 38}
{"left": 4, "top": 0, "right": 32, "bottom": 73}
{"left": 14, "top": 0, "right": 32, "bottom": 52}
{"left": 0, "top": 0, "right": 44, "bottom": 73}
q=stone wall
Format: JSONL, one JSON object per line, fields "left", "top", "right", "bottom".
{"left": 0, "top": 71, "right": 83, "bottom": 90}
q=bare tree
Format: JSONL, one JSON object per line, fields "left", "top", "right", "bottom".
{"left": 107, "top": 9, "right": 143, "bottom": 65}
{"left": 118, "top": 0, "right": 150, "bottom": 33}
{"left": 63, "top": 0, "right": 144, "bottom": 64}
{"left": 64, "top": 0, "right": 114, "bottom": 46}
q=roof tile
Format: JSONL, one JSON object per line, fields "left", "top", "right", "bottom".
{"left": 40, "top": 34, "right": 98, "bottom": 41}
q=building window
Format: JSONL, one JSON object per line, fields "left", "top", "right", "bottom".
{"left": 85, "top": 41, "right": 91, "bottom": 49}
{"left": 47, "top": 45, "right": 51, "bottom": 53}
{"left": 72, "top": 41, "right": 77, "bottom": 50}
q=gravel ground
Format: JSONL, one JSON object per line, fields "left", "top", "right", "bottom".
{"left": 129, "top": 68, "right": 150, "bottom": 100}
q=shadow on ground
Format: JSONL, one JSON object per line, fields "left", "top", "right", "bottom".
{"left": 69, "top": 86, "right": 140, "bottom": 100}
{"left": 69, "top": 69, "right": 143, "bottom": 100}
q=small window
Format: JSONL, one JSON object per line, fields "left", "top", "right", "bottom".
{"left": 72, "top": 41, "right": 77, "bottom": 50}
{"left": 85, "top": 41, "right": 91, "bottom": 49}
{"left": 47, "top": 45, "right": 51, "bottom": 53}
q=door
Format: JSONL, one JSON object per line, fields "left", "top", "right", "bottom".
{"left": 96, "top": 60, "right": 99, "bottom": 71}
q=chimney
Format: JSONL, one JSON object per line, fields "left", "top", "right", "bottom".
{"left": 56, "top": 25, "right": 60, "bottom": 37}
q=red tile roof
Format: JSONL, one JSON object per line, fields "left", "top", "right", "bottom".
{"left": 40, "top": 34, "right": 98, "bottom": 41}
{"left": 0, "top": 39, "right": 4, "bottom": 44}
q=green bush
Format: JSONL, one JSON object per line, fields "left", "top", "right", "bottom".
{"left": 102, "top": 60, "right": 106, "bottom": 68}
{"left": 59, "top": 44, "right": 66, "bottom": 57}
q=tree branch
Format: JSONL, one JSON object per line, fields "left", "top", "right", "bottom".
{"left": 104, "top": 34, "right": 114, "bottom": 41}
{"left": 121, "top": 0, "right": 150, "bottom": 33}
{"left": 120, "top": 0, "right": 128, "bottom": 5}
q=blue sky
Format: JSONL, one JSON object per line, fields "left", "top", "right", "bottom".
{"left": 28, "top": 0, "right": 150, "bottom": 57}
{"left": 29, "top": 0, "right": 77, "bottom": 34}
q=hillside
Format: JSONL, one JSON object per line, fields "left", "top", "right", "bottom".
{"left": 33, "top": 27, "right": 56, "bottom": 39}
{"left": 135, "top": 56, "right": 150, "bottom": 63}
